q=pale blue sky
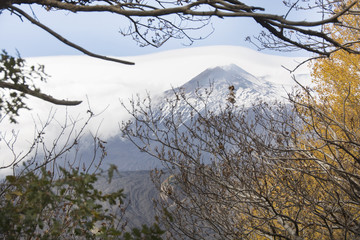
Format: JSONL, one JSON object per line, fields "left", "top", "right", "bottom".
{"left": 1, "top": 1, "right": 315, "bottom": 58}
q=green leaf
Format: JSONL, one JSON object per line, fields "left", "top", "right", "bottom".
{"left": 107, "top": 164, "right": 119, "bottom": 183}
{"left": 6, "top": 175, "right": 16, "bottom": 183}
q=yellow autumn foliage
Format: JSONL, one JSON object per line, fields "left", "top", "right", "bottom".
{"left": 281, "top": 1, "right": 360, "bottom": 238}
{"left": 237, "top": 2, "right": 360, "bottom": 238}
{"left": 311, "top": 0, "right": 360, "bottom": 122}
{"left": 308, "top": 0, "right": 360, "bottom": 192}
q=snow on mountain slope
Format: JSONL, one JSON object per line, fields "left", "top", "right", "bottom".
{"left": 178, "top": 63, "right": 280, "bottom": 101}
{"left": 105, "top": 63, "right": 288, "bottom": 171}
{"left": 0, "top": 46, "right": 310, "bottom": 174}
{"left": 156, "top": 63, "right": 282, "bottom": 124}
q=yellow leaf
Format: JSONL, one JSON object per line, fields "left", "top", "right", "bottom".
{"left": 12, "top": 191, "right": 23, "bottom": 196}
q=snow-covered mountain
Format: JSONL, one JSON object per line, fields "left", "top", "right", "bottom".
{"left": 155, "top": 63, "right": 282, "bottom": 127}
{"left": 180, "top": 64, "right": 272, "bottom": 93}
{"left": 106, "top": 63, "right": 286, "bottom": 171}
{"left": 166, "top": 63, "right": 280, "bottom": 104}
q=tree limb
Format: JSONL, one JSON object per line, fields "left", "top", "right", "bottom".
{"left": 3, "top": 0, "right": 360, "bottom": 59}
{"left": 0, "top": 81, "right": 82, "bottom": 106}
{"left": 8, "top": 5, "right": 135, "bottom": 65}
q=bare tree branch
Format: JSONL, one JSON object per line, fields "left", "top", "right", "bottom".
{"left": 122, "top": 83, "right": 360, "bottom": 238}
{"left": 8, "top": 5, "right": 135, "bottom": 65}
{"left": 2, "top": 0, "right": 360, "bottom": 57}
{"left": 0, "top": 81, "right": 82, "bottom": 106}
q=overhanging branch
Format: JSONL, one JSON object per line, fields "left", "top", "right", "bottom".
{"left": 9, "top": 5, "right": 135, "bottom": 65}
{"left": 4, "top": 0, "right": 360, "bottom": 59}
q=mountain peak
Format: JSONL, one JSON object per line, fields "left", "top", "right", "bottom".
{"left": 160, "top": 63, "right": 280, "bottom": 112}
{"left": 216, "top": 63, "right": 246, "bottom": 73}
{"left": 178, "top": 63, "right": 263, "bottom": 91}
